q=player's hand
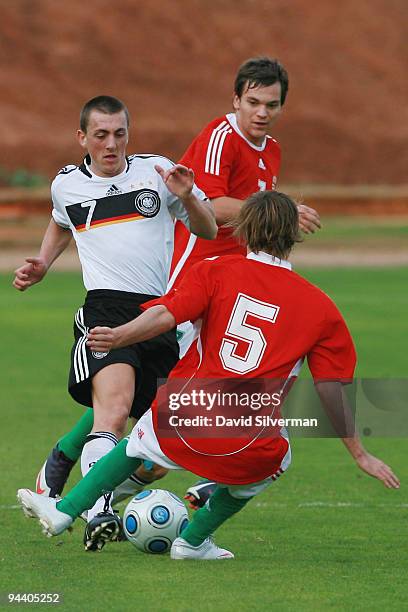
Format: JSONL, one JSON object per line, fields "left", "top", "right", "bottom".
{"left": 297, "top": 204, "right": 321, "bottom": 234}
{"left": 155, "top": 164, "right": 194, "bottom": 200}
{"left": 13, "top": 257, "right": 48, "bottom": 291}
{"left": 87, "top": 326, "right": 116, "bottom": 352}
{"left": 355, "top": 452, "right": 400, "bottom": 489}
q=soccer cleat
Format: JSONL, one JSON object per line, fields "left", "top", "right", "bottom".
{"left": 170, "top": 536, "right": 234, "bottom": 560}
{"left": 17, "top": 488, "right": 73, "bottom": 536}
{"left": 184, "top": 480, "right": 217, "bottom": 510}
{"left": 36, "top": 446, "right": 76, "bottom": 498}
{"left": 83, "top": 512, "right": 123, "bottom": 551}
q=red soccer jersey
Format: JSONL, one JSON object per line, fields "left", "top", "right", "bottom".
{"left": 143, "top": 253, "right": 356, "bottom": 485}
{"left": 169, "top": 113, "right": 281, "bottom": 288}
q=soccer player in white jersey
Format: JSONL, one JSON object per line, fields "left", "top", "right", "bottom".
{"left": 13, "top": 96, "right": 217, "bottom": 550}
{"left": 18, "top": 191, "right": 399, "bottom": 560}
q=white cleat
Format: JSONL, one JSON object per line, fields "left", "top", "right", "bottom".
{"left": 35, "top": 461, "right": 51, "bottom": 497}
{"left": 17, "top": 489, "right": 73, "bottom": 537}
{"left": 170, "top": 536, "right": 234, "bottom": 560}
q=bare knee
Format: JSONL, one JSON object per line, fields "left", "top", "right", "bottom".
{"left": 93, "top": 400, "right": 130, "bottom": 437}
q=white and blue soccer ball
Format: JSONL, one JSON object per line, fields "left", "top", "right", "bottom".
{"left": 123, "top": 489, "right": 189, "bottom": 554}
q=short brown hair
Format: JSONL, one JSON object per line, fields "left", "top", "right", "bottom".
{"left": 80, "top": 95, "right": 130, "bottom": 132}
{"left": 234, "top": 57, "right": 289, "bottom": 105}
{"left": 233, "top": 191, "right": 301, "bottom": 259}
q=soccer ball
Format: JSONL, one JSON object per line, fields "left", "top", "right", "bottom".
{"left": 123, "top": 489, "right": 189, "bottom": 554}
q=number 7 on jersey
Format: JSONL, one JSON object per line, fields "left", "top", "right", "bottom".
{"left": 81, "top": 199, "right": 97, "bottom": 231}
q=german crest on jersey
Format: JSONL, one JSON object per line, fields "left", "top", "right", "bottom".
{"left": 134, "top": 189, "right": 160, "bottom": 217}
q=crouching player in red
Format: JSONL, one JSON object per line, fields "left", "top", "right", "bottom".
{"left": 17, "top": 191, "right": 399, "bottom": 559}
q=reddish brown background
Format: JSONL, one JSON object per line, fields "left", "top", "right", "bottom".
{"left": 0, "top": 0, "right": 407, "bottom": 185}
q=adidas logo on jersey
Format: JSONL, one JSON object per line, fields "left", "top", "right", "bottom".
{"left": 258, "top": 158, "right": 266, "bottom": 170}
{"left": 106, "top": 184, "right": 123, "bottom": 197}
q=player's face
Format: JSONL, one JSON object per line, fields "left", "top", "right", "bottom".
{"left": 77, "top": 110, "right": 129, "bottom": 177}
{"left": 233, "top": 82, "right": 282, "bottom": 146}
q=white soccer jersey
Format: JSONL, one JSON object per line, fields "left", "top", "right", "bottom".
{"left": 51, "top": 154, "right": 207, "bottom": 294}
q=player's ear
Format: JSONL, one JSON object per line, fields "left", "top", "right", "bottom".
{"left": 77, "top": 129, "right": 87, "bottom": 149}
{"left": 232, "top": 94, "right": 240, "bottom": 112}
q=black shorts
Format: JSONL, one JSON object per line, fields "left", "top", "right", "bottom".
{"left": 68, "top": 290, "right": 179, "bottom": 419}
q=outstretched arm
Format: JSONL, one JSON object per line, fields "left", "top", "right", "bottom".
{"left": 341, "top": 436, "right": 400, "bottom": 489}
{"left": 315, "top": 381, "right": 400, "bottom": 489}
{"left": 13, "top": 218, "right": 72, "bottom": 291}
{"left": 87, "top": 305, "right": 176, "bottom": 352}
{"left": 155, "top": 164, "right": 217, "bottom": 240}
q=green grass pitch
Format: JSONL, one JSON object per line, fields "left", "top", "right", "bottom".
{"left": 0, "top": 269, "right": 407, "bottom": 611}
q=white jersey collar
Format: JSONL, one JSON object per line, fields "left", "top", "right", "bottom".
{"left": 226, "top": 113, "right": 268, "bottom": 152}
{"left": 247, "top": 251, "right": 292, "bottom": 270}
{"left": 83, "top": 155, "right": 130, "bottom": 181}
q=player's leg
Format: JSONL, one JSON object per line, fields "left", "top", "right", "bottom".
{"left": 18, "top": 412, "right": 174, "bottom": 543}
{"left": 60, "top": 438, "right": 141, "bottom": 519}
{"left": 36, "top": 295, "right": 112, "bottom": 499}
{"left": 136, "top": 462, "right": 168, "bottom": 483}
{"left": 111, "top": 330, "right": 179, "bottom": 503}
{"left": 179, "top": 479, "right": 275, "bottom": 548}
{"left": 81, "top": 362, "right": 135, "bottom": 534}
{"left": 171, "top": 486, "right": 247, "bottom": 559}
{"left": 18, "top": 438, "right": 141, "bottom": 539}
{"left": 57, "top": 407, "right": 94, "bottom": 461}
{"left": 172, "top": 439, "right": 292, "bottom": 560}
{"left": 171, "top": 482, "right": 272, "bottom": 560}
{"left": 111, "top": 461, "right": 168, "bottom": 503}
{"left": 36, "top": 408, "right": 94, "bottom": 497}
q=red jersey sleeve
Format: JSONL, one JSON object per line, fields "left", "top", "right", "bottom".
{"left": 141, "top": 260, "right": 213, "bottom": 324}
{"left": 307, "top": 299, "right": 357, "bottom": 381}
{"left": 179, "top": 118, "right": 235, "bottom": 199}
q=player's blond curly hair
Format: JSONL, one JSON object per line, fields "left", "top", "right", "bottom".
{"left": 233, "top": 190, "right": 302, "bottom": 259}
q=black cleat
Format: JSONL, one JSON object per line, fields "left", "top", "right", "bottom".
{"left": 184, "top": 480, "right": 217, "bottom": 510}
{"left": 36, "top": 446, "right": 76, "bottom": 498}
{"left": 83, "top": 512, "right": 123, "bottom": 551}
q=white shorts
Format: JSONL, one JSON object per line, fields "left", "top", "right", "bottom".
{"left": 127, "top": 409, "right": 182, "bottom": 471}
{"left": 126, "top": 409, "right": 291, "bottom": 499}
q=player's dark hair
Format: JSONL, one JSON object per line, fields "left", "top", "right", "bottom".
{"left": 233, "top": 191, "right": 302, "bottom": 259}
{"left": 80, "top": 96, "right": 130, "bottom": 132}
{"left": 234, "top": 57, "right": 289, "bottom": 105}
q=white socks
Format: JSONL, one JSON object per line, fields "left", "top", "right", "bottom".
{"left": 80, "top": 432, "right": 118, "bottom": 522}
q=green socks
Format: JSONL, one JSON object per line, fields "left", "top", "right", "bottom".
{"left": 57, "top": 408, "right": 94, "bottom": 462}
{"left": 56, "top": 428, "right": 251, "bottom": 544}
{"left": 57, "top": 439, "right": 141, "bottom": 520}
{"left": 181, "top": 486, "right": 250, "bottom": 546}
